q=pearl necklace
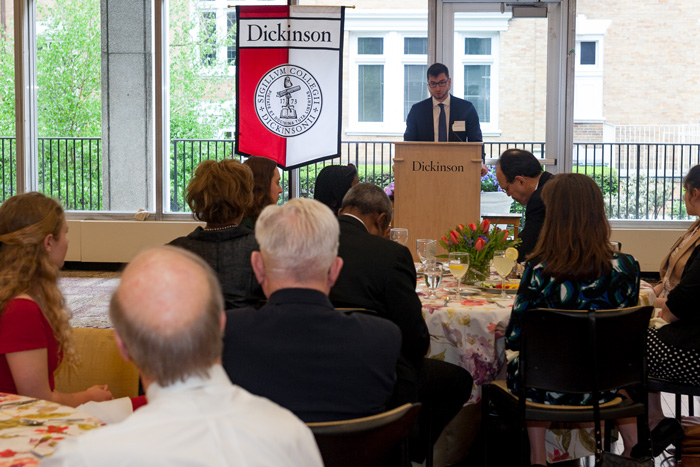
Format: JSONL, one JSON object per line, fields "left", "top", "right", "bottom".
{"left": 203, "top": 223, "right": 239, "bottom": 232}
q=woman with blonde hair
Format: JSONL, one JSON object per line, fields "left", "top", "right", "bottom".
{"left": 0, "top": 192, "right": 113, "bottom": 406}
{"left": 504, "top": 173, "right": 641, "bottom": 465}
{"left": 169, "top": 158, "right": 264, "bottom": 308}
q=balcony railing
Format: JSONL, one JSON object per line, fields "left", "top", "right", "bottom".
{"left": 1, "top": 136, "right": 699, "bottom": 221}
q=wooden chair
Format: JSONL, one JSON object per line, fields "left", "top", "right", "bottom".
{"left": 482, "top": 306, "right": 654, "bottom": 466}
{"left": 54, "top": 327, "right": 140, "bottom": 399}
{"left": 647, "top": 377, "right": 700, "bottom": 460}
{"left": 307, "top": 403, "right": 421, "bottom": 467}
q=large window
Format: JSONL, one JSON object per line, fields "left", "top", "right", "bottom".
{"left": 345, "top": 11, "right": 427, "bottom": 136}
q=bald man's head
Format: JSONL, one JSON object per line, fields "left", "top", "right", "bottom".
{"left": 110, "top": 246, "right": 224, "bottom": 387}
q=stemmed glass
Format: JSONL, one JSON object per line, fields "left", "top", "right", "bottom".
{"left": 448, "top": 251, "right": 470, "bottom": 297}
{"left": 416, "top": 239, "right": 437, "bottom": 272}
{"left": 423, "top": 257, "right": 443, "bottom": 300}
{"left": 492, "top": 250, "right": 515, "bottom": 298}
{"left": 390, "top": 228, "right": 409, "bottom": 246}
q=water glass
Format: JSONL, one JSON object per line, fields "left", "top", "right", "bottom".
{"left": 390, "top": 228, "right": 409, "bottom": 246}
{"left": 423, "top": 259, "right": 443, "bottom": 299}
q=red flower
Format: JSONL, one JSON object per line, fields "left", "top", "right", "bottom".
{"left": 441, "top": 236, "right": 448, "bottom": 243}
{"left": 480, "top": 219, "right": 490, "bottom": 232}
{"left": 457, "top": 223, "right": 465, "bottom": 232}
{"left": 475, "top": 237, "right": 485, "bottom": 251}
{"left": 450, "top": 230, "right": 460, "bottom": 244}
{"left": 468, "top": 223, "right": 477, "bottom": 231}
{"left": 503, "top": 229, "right": 509, "bottom": 238}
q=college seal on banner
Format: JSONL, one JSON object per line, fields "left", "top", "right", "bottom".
{"left": 255, "top": 65, "right": 323, "bottom": 137}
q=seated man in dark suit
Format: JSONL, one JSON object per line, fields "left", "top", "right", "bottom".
{"left": 329, "top": 183, "right": 473, "bottom": 463}
{"left": 221, "top": 198, "right": 401, "bottom": 423}
{"left": 495, "top": 148, "right": 554, "bottom": 262}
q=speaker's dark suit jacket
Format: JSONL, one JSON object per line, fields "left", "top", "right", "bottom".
{"left": 404, "top": 95, "right": 483, "bottom": 151}
{"left": 329, "top": 215, "right": 429, "bottom": 364}
{"left": 518, "top": 171, "right": 555, "bottom": 262}
{"left": 222, "top": 288, "right": 401, "bottom": 423}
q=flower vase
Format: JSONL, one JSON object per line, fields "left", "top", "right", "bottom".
{"left": 464, "top": 257, "right": 491, "bottom": 285}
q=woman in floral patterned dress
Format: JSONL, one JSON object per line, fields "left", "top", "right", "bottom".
{"left": 504, "top": 173, "right": 641, "bottom": 465}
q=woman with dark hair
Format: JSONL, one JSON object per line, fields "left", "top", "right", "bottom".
{"left": 0, "top": 192, "right": 113, "bottom": 406}
{"left": 313, "top": 164, "right": 359, "bottom": 215}
{"left": 504, "top": 173, "right": 641, "bottom": 465}
{"left": 654, "top": 164, "right": 700, "bottom": 298}
{"left": 169, "top": 159, "right": 263, "bottom": 309}
{"left": 241, "top": 156, "right": 282, "bottom": 229}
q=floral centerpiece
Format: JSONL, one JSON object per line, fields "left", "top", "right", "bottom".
{"left": 439, "top": 219, "right": 521, "bottom": 283}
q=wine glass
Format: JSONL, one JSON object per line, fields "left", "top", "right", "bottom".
{"left": 448, "top": 251, "right": 470, "bottom": 297}
{"left": 423, "top": 258, "right": 443, "bottom": 300}
{"left": 416, "top": 239, "right": 437, "bottom": 272}
{"left": 492, "top": 250, "right": 515, "bottom": 298}
{"left": 390, "top": 228, "right": 409, "bottom": 246}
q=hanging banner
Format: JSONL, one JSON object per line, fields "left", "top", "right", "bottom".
{"left": 235, "top": 5, "right": 345, "bottom": 169}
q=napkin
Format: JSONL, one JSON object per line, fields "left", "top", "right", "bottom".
{"left": 77, "top": 396, "right": 133, "bottom": 424}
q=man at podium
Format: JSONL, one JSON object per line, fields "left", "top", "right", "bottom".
{"left": 404, "top": 63, "right": 486, "bottom": 174}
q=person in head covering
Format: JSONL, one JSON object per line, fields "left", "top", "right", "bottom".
{"left": 313, "top": 164, "right": 359, "bottom": 215}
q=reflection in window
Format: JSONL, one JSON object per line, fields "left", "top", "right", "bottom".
{"left": 404, "top": 37, "right": 427, "bottom": 55}
{"left": 227, "top": 11, "right": 236, "bottom": 65}
{"left": 404, "top": 64, "right": 426, "bottom": 120}
{"left": 358, "top": 65, "right": 383, "bottom": 122}
{"left": 464, "top": 65, "right": 490, "bottom": 123}
{"left": 465, "top": 38, "right": 491, "bottom": 55}
{"left": 580, "top": 41, "right": 596, "bottom": 65}
{"left": 358, "top": 37, "right": 383, "bottom": 55}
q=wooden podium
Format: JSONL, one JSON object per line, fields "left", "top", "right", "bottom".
{"left": 393, "top": 142, "right": 483, "bottom": 260}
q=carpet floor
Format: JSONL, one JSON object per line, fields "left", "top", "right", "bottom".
{"left": 59, "top": 270, "right": 120, "bottom": 329}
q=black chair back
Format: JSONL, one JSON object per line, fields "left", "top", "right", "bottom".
{"left": 520, "top": 306, "right": 653, "bottom": 396}
{"left": 307, "top": 402, "right": 421, "bottom": 467}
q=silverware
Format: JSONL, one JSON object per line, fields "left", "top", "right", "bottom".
{"left": 0, "top": 399, "right": 37, "bottom": 408}
{"left": 443, "top": 296, "right": 452, "bottom": 307}
{"left": 486, "top": 297, "right": 505, "bottom": 308}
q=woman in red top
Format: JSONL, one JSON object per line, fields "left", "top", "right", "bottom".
{"left": 0, "top": 192, "right": 113, "bottom": 406}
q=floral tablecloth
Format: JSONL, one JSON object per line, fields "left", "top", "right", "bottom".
{"left": 0, "top": 392, "right": 103, "bottom": 466}
{"left": 418, "top": 270, "right": 657, "bottom": 463}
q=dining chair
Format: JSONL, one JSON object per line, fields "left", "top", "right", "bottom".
{"left": 54, "top": 327, "right": 140, "bottom": 399}
{"left": 647, "top": 377, "right": 700, "bottom": 461}
{"left": 482, "top": 305, "right": 654, "bottom": 466}
{"left": 306, "top": 402, "right": 421, "bottom": 467}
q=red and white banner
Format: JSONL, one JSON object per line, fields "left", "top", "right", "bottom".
{"left": 235, "top": 6, "right": 345, "bottom": 169}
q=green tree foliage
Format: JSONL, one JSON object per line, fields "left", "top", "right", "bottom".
{"left": 36, "top": 0, "right": 101, "bottom": 137}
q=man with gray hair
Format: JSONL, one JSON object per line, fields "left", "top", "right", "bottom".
{"left": 330, "top": 183, "right": 473, "bottom": 463}
{"left": 45, "top": 246, "right": 323, "bottom": 466}
{"left": 222, "top": 198, "right": 402, "bottom": 422}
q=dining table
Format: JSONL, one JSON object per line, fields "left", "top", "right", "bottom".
{"left": 0, "top": 392, "right": 104, "bottom": 466}
{"left": 417, "top": 267, "right": 657, "bottom": 463}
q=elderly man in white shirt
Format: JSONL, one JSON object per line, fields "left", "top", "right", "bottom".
{"left": 42, "top": 246, "right": 322, "bottom": 467}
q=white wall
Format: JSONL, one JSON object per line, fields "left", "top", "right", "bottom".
{"left": 66, "top": 220, "right": 676, "bottom": 273}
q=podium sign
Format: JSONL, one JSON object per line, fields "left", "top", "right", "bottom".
{"left": 393, "top": 142, "right": 483, "bottom": 261}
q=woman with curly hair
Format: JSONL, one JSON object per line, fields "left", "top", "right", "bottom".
{"left": 0, "top": 192, "right": 113, "bottom": 406}
{"left": 241, "top": 156, "right": 282, "bottom": 229}
{"left": 169, "top": 159, "right": 264, "bottom": 309}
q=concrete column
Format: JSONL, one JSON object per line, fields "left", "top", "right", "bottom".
{"left": 101, "top": 0, "right": 153, "bottom": 211}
